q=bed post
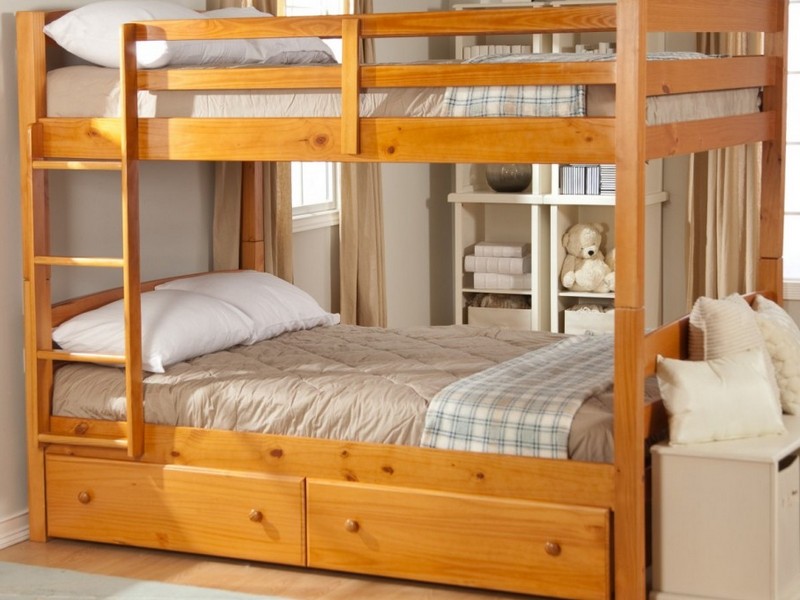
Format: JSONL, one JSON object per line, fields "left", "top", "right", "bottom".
{"left": 758, "top": 0, "right": 788, "bottom": 298}
{"left": 16, "top": 10, "right": 50, "bottom": 543}
{"left": 240, "top": 162, "right": 266, "bottom": 272}
{"left": 613, "top": 0, "right": 648, "bottom": 597}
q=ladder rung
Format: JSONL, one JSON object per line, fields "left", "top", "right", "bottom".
{"left": 32, "top": 159, "right": 123, "bottom": 171}
{"left": 38, "top": 349, "right": 126, "bottom": 366}
{"left": 33, "top": 256, "right": 125, "bottom": 268}
{"left": 38, "top": 433, "right": 128, "bottom": 450}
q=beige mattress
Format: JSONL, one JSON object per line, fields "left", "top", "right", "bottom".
{"left": 52, "top": 323, "right": 658, "bottom": 463}
{"left": 46, "top": 64, "right": 760, "bottom": 125}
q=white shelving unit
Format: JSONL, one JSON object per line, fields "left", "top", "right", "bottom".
{"left": 449, "top": 0, "right": 668, "bottom": 333}
{"left": 450, "top": 193, "right": 550, "bottom": 330}
{"left": 651, "top": 415, "right": 800, "bottom": 600}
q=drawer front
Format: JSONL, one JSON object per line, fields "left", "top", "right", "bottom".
{"left": 46, "top": 455, "right": 305, "bottom": 566}
{"left": 307, "top": 480, "right": 609, "bottom": 600}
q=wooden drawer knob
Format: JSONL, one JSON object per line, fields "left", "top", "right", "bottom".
{"left": 77, "top": 491, "right": 91, "bottom": 505}
{"left": 344, "top": 519, "right": 360, "bottom": 533}
{"left": 248, "top": 509, "right": 264, "bottom": 523}
{"left": 544, "top": 541, "right": 561, "bottom": 557}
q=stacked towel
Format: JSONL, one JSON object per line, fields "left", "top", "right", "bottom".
{"left": 466, "top": 242, "right": 531, "bottom": 290}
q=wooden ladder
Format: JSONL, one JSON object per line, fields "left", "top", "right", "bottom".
{"left": 21, "top": 27, "right": 144, "bottom": 457}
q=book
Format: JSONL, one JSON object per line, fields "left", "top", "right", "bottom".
{"left": 464, "top": 254, "right": 531, "bottom": 275}
{"left": 474, "top": 272, "right": 532, "bottom": 290}
{"left": 473, "top": 241, "right": 530, "bottom": 258}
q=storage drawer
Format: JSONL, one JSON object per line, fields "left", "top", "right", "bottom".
{"left": 46, "top": 455, "right": 305, "bottom": 566}
{"left": 564, "top": 308, "right": 614, "bottom": 335}
{"left": 307, "top": 480, "right": 610, "bottom": 600}
{"left": 468, "top": 306, "right": 531, "bottom": 329}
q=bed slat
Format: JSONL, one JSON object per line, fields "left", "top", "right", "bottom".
{"left": 140, "top": 62, "right": 617, "bottom": 92}
{"left": 32, "top": 159, "right": 122, "bottom": 171}
{"left": 37, "top": 350, "right": 126, "bottom": 365}
{"left": 33, "top": 256, "right": 124, "bottom": 268}
{"left": 647, "top": 56, "right": 775, "bottom": 96}
{"left": 38, "top": 433, "right": 128, "bottom": 450}
{"left": 135, "top": 6, "right": 617, "bottom": 42}
{"left": 648, "top": 0, "right": 780, "bottom": 33}
{"left": 647, "top": 112, "right": 774, "bottom": 159}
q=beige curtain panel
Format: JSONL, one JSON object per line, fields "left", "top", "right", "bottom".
{"left": 209, "top": 0, "right": 293, "bottom": 281}
{"left": 209, "top": 0, "right": 387, "bottom": 328}
{"left": 339, "top": 0, "right": 387, "bottom": 327}
{"left": 686, "top": 32, "right": 763, "bottom": 306}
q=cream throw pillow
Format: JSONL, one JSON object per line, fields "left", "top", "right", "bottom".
{"left": 689, "top": 294, "right": 763, "bottom": 360}
{"left": 688, "top": 293, "right": 781, "bottom": 413}
{"left": 753, "top": 294, "right": 800, "bottom": 414}
{"left": 657, "top": 349, "right": 786, "bottom": 445}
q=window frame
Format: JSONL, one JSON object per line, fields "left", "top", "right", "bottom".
{"left": 283, "top": 0, "right": 348, "bottom": 231}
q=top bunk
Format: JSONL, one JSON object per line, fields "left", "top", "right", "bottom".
{"left": 15, "top": 0, "right": 785, "bottom": 166}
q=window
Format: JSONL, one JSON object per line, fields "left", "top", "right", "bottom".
{"left": 284, "top": 0, "right": 347, "bottom": 231}
{"left": 785, "top": 0, "right": 800, "bottom": 298}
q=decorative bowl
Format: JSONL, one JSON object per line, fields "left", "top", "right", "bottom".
{"left": 485, "top": 164, "right": 532, "bottom": 193}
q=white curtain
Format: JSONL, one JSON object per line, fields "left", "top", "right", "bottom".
{"left": 686, "top": 32, "right": 763, "bottom": 305}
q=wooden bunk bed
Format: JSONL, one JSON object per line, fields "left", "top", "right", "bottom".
{"left": 15, "top": 2, "right": 787, "bottom": 599}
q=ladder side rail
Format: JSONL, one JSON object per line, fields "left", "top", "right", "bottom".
{"left": 120, "top": 23, "right": 144, "bottom": 458}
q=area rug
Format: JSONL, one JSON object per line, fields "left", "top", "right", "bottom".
{"left": 0, "top": 561, "right": 284, "bottom": 599}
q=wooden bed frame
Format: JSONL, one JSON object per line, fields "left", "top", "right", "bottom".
{"left": 15, "top": 2, "right": 787, "bottom": 599}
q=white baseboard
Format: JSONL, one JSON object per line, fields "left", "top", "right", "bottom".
{"left": 0, "top": 511, "right": 30, "bottom": 549}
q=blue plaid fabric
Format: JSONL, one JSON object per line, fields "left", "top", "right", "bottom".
{"left": 443, "top": 52, "right": 713, "bottom": 118}
{"left": 421, "top": 333, "right": 615, "bottom": 459}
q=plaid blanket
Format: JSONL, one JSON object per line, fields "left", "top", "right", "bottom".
{"left": 442, "top": 51, "right": 713, "bottom": 118}
{"left": 420, "top": 333, "right": 615, "bottom": 458}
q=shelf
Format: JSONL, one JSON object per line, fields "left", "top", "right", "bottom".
{"left": 464, "top": 288, "right": 533, "bottom": 295}
{"left": 543, "top": 191, "right": 669, "bottom": 206}
{"left": 545, "top": 194, "right": 616, "bottom": 206}
{"left": 448, "top": 191, "right": 543, "bottom": 205}
{"left": 557, "top": 291, "right": 614, "bottom": 299}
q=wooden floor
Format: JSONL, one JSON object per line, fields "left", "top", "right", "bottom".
{"left": 0, "top": 539, "right": 540, "bottom": 599}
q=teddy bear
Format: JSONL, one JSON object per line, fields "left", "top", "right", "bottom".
{"left": 471, "top": 293, "right": 530, "bottom": 309}
{"left": 560, "top": 223, "right": 615, "bottom": 293}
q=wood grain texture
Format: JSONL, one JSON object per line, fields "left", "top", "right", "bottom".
{"left": 46, "top": 455, "right": 306, "bottom": 566}
{"left": 307, "top": 480, "right": 610, "bottom": 599}
{"left": 45, "top": 423, "right": 617, "bottom": 509}
{"left": 16, "top": 4, "right": 788, "bottom": 599}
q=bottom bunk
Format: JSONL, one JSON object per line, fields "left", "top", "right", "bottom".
{"left": 37, "top": 276, "right": 797, "bottom": 600}
{"left": 35, "top": 270, "right": 679, "bottom": 600}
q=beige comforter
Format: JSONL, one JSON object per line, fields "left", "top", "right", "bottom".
{"left": 52, "top": 324, "right": 645, "bottom": 462}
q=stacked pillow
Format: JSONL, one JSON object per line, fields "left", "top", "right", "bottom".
{"left": 52, "top": 271, "right": 340, "bottom": 373}
{"left": 43, "top": 1, "right": 337, "bottom": 69}
{"left": 657, "top": 293, "right": 800, "bottom": 444}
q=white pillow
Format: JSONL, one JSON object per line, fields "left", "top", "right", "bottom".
{"left": 52, "top": 289, "right": 254, "bottom": 373}
{"left": 44, "top": 1, "right": 337, "bottom": 69}
{"left": 155, "top": 271, "right": 340, "bottom": 344}
{"left": 168, "top": 7, "right": 337, "bottom": 67}
{"left": 753, "top": 294, "right": 800, "bottom": 414}
{"left": 688, "top": 293, "right": 763, "bottom": 360}
{"left": 688, "top": 293, "right": 781, "bottom": 412}
{"left": 657, "top": 348, "right": 786, "bottom": 445}
{"left": 43, "top": 0, "right": 200, "bottom": 69}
